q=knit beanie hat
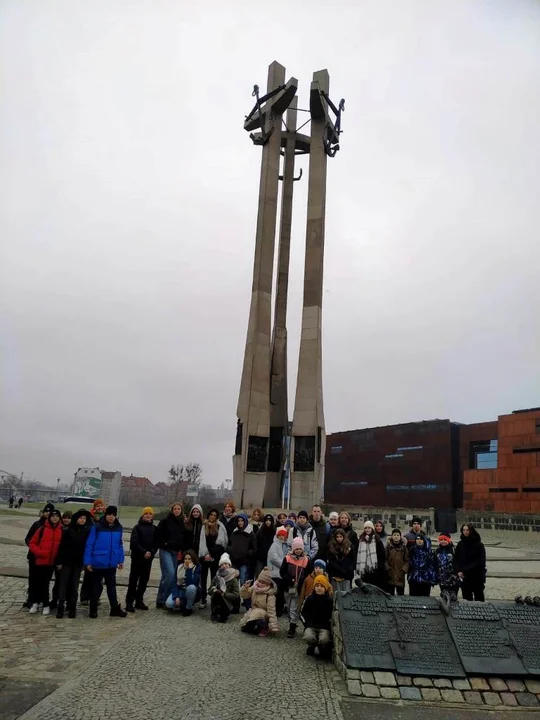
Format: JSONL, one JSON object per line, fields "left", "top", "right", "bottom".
{"left": 438, "top": 534, "right": 452, "bottom": 543}
{"left": 257, "top": 567, "right": 273, "bottom": 585}
{"left": 291, "top": 537, "right": 304, "bottom": 552}
{"left": 42, "top": 503, "right": 55, "bottom": 514}
{"left": 93, "top": 498, "right": 104, "bottom": 508}
{"left": 284, "top": 519, "right": 295, "bottom": 529}
{"left": 313, "top": 575, "right": 332, "bottom": 592}
{"left": 50, "top": 509, "right": 62, "bottom": 520}
{"left": 105, "top": 505, "right": 118, "bottom": 516}
{"left": 142, "top": 507, "right": 154, "bottom": 516}
{"left": 412, "top": 516, "right": 422, "bottom": 525}
{"left": 276, "top": 527, "right": 289, "bottom": 538}
{"left": 329, "top": 511, "right": 339, "bottom": 521}
{"left": 219, "top": 552, "right": 232, "bottom": 566}
{"left": 263, "top": 514, "right": 274, "bottom": 524}
{"left": 364, "top": 520, "right": 375, "bottom": 530}
{"left": 314, "top": 559, "right": 327, "bottom": 570}
{"left": 391, "top": 528, "right": 402, "bottom": 536}
{"left": 298, "top": 510, "right": 309, "bottom": 520}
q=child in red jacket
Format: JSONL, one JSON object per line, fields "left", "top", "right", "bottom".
{"left": 28, "top": 509, "right": 63, "bottom": 615}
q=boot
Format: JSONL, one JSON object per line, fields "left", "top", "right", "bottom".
{"left": 110, "top": 605, "right": 127, "bottom": 618}
{"left": 125, "top": 604, "right": 135, "bottom": 613}
{"left": 56, "top": 606, "right": 64, "bottom": 619}
{"left": 306, "top": 645, "right": 316, "bottom": 656}
{"left": 182, "top": 608, "right": 193, "bottom": 617}
{"left": 287, "top": 623, "right": 297, "bottom": 638}
{"left": 135, "top": 601, "right": 148, "bottom": 611}
{"left": 68, "top": 608, "right": 76, "bottom": 619}
{"left": 89, "top": 610, "right": 98, "bottom": 619}
{"left": 156, "top": 601, "right": 165, "bottom": 609}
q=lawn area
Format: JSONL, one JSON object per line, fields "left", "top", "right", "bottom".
{"left": 0, "top": 503, "right": 169, "bottom": 522}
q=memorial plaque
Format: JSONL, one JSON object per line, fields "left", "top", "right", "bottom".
{"left": 446, "top": 602, "right": 526, "bottom": 676}
{"left": 390, "top": 597, "right": 465, "bottom": 677}
{"left": 496, "top": 603, "right": 540, "bottom": 676}
{"left": 336, "top": 592, "right": 395, "bottom": 670}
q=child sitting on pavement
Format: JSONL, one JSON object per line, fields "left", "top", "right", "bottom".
{"left": 209, "top": 553, "right": 240, "bottom": 623}
{"left": 166, "top": 550, "right": 201, "bottom": 616}
{"left": 299, "top": 559, "right": 333, "bottom": 607}
{"left": 239, "top": 566, "right": 279, "bottom": 636}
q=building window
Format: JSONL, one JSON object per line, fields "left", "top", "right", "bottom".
{"left": 294, "top": 436, "right": 315, "bottom": 472}
{"left": 246, "top": 436, "right": 268, "bottom": 473}
{"left": 536, "top": 419, "right": 540, "bottom": 434}
{"left": 470, "top": 440, "right": 498, "bottom": 470}
{"left": 330, "top": 445, "right": 343, "bottom": 454}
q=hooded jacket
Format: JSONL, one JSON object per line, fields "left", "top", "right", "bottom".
{"left": 454, "top": 529, "right": 486, "bottom": 580}
{"left": 291, "top": 521, "right": 319, "bottom": 560}
{"left": 130, "top": 517, "right": 157, "bottom": 558}
{"left": 385, "top": 539, "right": 409, "bottom": 587}
{"left": 267, "top": 533, "right": 290, "bottom": 579}
{"left": 28, "top": 519, "right": 64, "bottom": 566}
{"left": 184, "top": 504, "right": 203, "bottom": 554}
{"left": 56, "top": 510, "right": 93, "bottom": 566}
{"left": 198, "top": 520, "right": 228, "bottom": 560}
{"left": 255, "top": 518, "right": 276, "bottom": 565}
{"left": 220, "top": 512, "right": 238, "bottom": 540}
{"left": 435, "top": 544, "right": 459, "bottom": 588}
{"left": 83, "top": 516, "right": 125, "bottom": 569}
{"left": 408, "top": 537, "right": 436, "bottom": 586}
{"left": 280, "top": 552, "right": 310, "bottom": 592}
{"left": 155, "top": 511, "right": 185, "bottom": 553}
{"left": 227, "top": 514, "right": 257, "bottom": 568}
{"left": 327, "top": 544, "right": 355, "bottom": 581}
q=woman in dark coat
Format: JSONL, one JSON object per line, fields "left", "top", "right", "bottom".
{"left": 126, "top": 507, "right": 157, "bottom": 612}
{"left": 184, "top": 504, "right": 203, "bottom": 555}
{"left": 155, "top": 502, "right": 185, "bottom": 608}
{"left": 454, "top": 523, "right": 486, "bottom": 602}
{"left": 255, "top": 514, "right": 275, "bottom": 576}
{"left": 55, "top": 509, "right": 92, "bottom": 617}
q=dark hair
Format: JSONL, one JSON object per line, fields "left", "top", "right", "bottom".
{"left": 328, "top": 528, "right": 351, "bottom": 555}
{"left": 461, "top": 522, "right": 481, "bottom": 541}
{"left": 62, "top": 511, "right": 72, "bottom": 519}
{"left": 184, "top": 549, "right": 200, "bottom": 566}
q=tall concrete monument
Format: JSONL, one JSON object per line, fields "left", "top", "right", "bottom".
{"left": 234, "top": 61, "right": 344, "bottom": 509}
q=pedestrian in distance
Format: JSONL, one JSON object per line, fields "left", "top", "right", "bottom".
{"left": 326, "top": 528, "right": 355, "bottom": 592}
{"left": 239, "top": 566, "right": 279, "bottom": 636}
{"left": 166, "top": 549, "right": 201, "bottom": 615}
{"left": 301, "top": 574, "right": 333, "bottom": 659}
{"left": 454, "top": 523, "right": 486, "bottom": 602}
{"left": 209, "top": 553, "right": 240, "bottom": 623}
{"left": 280, "top": 536, "right": 311, "bottom": 638}
{"left": 355, "top": 520, "right": 386, "bottom": 590}
{"left": 198, "top": 508, "right": 228, "bottom": 608}
{"left": 8, "top": 495, "right": 14, "bottom": 509}
{"left": 18, "top": 497, "right": 24, "bottom": 509}
{"left": 184, "top": 504, "right": 203, "bottom": 556}
{"left": 83, "top": 505, "right": 127, "bottom": 618}
{"left": 28, "top": 509, "right": 63, "bottom": 615}
{"left": 408, "top": 534, "right": 436, "bottom": 597}
{"left": 55, "top": 509, "right": 92, "bottom": 618}
{"left": 254, "top": 514, "right": 275, "bottom": 577}
{"left": 385, "top": 529, "right": 409, "bottom": 596}
{"left": 434, "top": 533, "right": 459, "bottom": 601}
{"left": 126, "top": 506, "right": 156, "bottom": 612}
{"left": 155, "top": 502, "right": 185, "bottom": 609}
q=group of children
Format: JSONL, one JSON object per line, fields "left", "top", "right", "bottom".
{"left": 22, "top": 500, "right": 487, "bottom": 659}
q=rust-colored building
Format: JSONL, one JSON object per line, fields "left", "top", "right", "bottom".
{"left": 464, "top": 409, "right": 540, "bottom": 514}
{"left": 325, "top": 408, "right": 540, "bottom": 513}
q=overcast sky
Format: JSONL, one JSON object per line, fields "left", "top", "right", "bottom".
{"left": 1, "top": 0, "right": 539, "bottom": 488}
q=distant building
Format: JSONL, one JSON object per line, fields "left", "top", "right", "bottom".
{"left": 325, "top": 407, "right": 539, "bottom": 513}
{"left": 100, "top": 470, "right": 121, "bottom": 507}
{"left": 72, "top": 467, "right": 102, "bottom": 498}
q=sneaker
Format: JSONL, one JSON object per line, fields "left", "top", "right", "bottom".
{"left": 110, "top": 605, "right": 127, "bottom": 618}
{"left": 29, "top": 603, "right": 39, "bottom": 614}
{"left": 198, "top": 600, "right": 207, "bottom": 610}
{"left": 182, "top": 608, "right": 193, "bottom": 617}
{"left": 56, "top": 607, "right": 64, "bottom": 619}
{"left": 287, "top": 623, "right": 297, "bottom": 638}
{"left": 135, "top": 602, "right": 148, "bottom": 611}
{"left": 42, "top": 606, "right": 50, "bottom": 616}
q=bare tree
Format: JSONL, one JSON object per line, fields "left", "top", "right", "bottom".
{"left": 184, "top": 462, "right": 203, "bottom": 485}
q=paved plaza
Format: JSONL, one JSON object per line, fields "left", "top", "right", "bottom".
{"left": 1, "top": 510, "right": 540, "bottom": 719}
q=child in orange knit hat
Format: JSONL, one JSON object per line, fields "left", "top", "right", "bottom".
{"left": 301, "top": 574, "right": 333, "bottom": 659}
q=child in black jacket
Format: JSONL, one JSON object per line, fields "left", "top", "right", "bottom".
{"left": 301, "top": 575, "right": 333, "bottom": 659}
{"left": 126, "top": 507, "right": 157, "bottom": 612}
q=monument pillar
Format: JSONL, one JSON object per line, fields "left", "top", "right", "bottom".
{"left": 290, "top": 70, "right": 331, "bottom": 509}
{"left": 233, "top": 62, "right": 298, "bottom": 508}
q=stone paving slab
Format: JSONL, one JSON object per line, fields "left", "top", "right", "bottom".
{"left": 343, "top": 700, "right": 536, "bottom": 719}
{"left": 0, "top": 679, "right": 57, "bottom": 720}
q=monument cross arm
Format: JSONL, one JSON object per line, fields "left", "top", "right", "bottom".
{"left": 244, "top": 76, "right": 298, "bottom": 133}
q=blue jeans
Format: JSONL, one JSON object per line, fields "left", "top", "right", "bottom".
{"left": 157, "top": 550, "right": 178, "bottom": 603}
{"left": 165, "top": 585, "right": 198, "bottom": 611}
{"left": 238, "top": 565, "right": 251, "bottom": 608}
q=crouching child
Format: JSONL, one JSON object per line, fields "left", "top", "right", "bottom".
{"left": 239, "top": 566, "right": 279, "bottom": 637}
{"left": 209, "top": 553, "right": 240, "bottom": 623}
{"left": 166, "top": 550, "right": 201, "bottom": 615}
{"left": 301, "top": 575, "right": 333, "bottom": 659}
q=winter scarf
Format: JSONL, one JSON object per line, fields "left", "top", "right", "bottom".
{"left": 215, "top": 566, "right": 237, "bottom": 593}
{"left": 356, "top": 534, "right": 378, "bottom": 577}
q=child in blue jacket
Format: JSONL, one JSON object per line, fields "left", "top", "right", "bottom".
{"left": 166, "top": 550, "right": 201, "bottom": 616}
{"left": 83, "top": 505, "right": 126, "bottom": 619}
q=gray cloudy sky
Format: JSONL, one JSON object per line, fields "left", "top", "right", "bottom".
{"left": 1, "top": 0, "right": 539, "bottom": 488}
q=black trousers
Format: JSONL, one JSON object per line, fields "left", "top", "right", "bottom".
{"left": 388, "top": 584, "right": 405, "bottom": 596}
{"left": 200, "top": 560, "right": 218, "bottom": 599}
{"left": 80, "top": 569, "right": 94, "bottom": 601}
{"left": 90, "top": 568, "right": 118, "bottom": 611}
{"left": 409, "top": 581, "right": 431, "bottom": 597}
{"left": 27, "top": 555, "right": 38, "bottom": 603}
{"left": 57, "top": 564, "right": 83, "bottom": 609}
{"left": 210, "top": 590, "right": 231, "bottom": 622}
{"left": 461, "top": 577, "right": 485, "bottom": 602}
{"left": 32, "top": 566, "right": 55, "bottom": 606}
{"left": 126, "top": 555, "right": 152, "bottom": 605}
